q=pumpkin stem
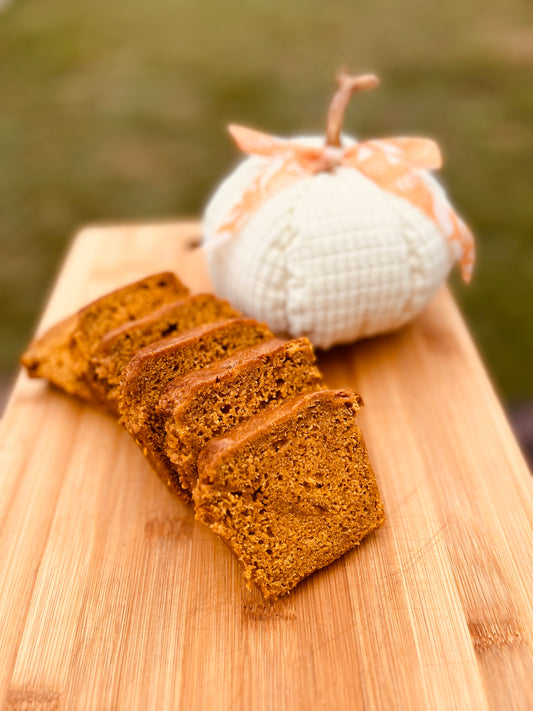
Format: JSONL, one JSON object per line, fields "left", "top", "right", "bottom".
{"left": 325, "top": 69, "right": 380, "bottom": 147}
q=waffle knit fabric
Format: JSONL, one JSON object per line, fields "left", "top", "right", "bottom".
{"left": 203, "top": 136, "right": 455, "bottom": 349}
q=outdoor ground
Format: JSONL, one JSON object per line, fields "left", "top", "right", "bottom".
{"left": 0, "top": 0, "right": 532, "bottom": 449}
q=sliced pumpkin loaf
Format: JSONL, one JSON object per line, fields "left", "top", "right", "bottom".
{"left": 20, "top": 313, "right": 95, "bottom": 402}
{"left": 158, "top": 337, "right": 326, "bottom": 496}
{"left": 119, "top": 318, "right": 273, "bottom": 500}
{"left": 88, "top": 294, "right": 240, "bottom": 414}
{"left": 194, "top": 389, "right": 385, "bottom": 601}
{"left": 21, "top": 272, "right": 189, "bottom": 404}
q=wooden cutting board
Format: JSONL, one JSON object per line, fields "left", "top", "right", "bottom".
{"left": 1, "top": 222, "right": 532, "bottom": 711}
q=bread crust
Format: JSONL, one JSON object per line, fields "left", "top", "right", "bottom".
{"left": 118, "top": 318, "right": 274, "bottom": 500}
{"left": 87, "top": 294, "right": 239, "bottom": 413}
{"left": 158, "top": 337, "right": 326, "bottom": 494}
{"left": 21, "top": 272, "right": 189, "bottom": 404}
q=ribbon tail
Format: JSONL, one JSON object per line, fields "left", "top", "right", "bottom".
{"left": 228, "top": 124, "right": 325, "bottom": 163}
{"left": 456, "top": 219, "right": 476, "bottom": 283}
{"left": 228, "top": 124, "right": 293, "bottom": 157}
{"left": 430, "top": 190, "right": 476, "bottom": 283}
{"left": 214, "top": 156, "right": 307, "bottom": 239}
{"left": 215, "top": 175, "right": 263, "bottom": 237}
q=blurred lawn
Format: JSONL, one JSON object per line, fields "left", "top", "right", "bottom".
{"left": 0, "top": 0, "right": 532, "bottom": 404}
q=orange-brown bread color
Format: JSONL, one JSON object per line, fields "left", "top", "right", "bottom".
{"left": 119, "top": 318, "right": 273, "bottom": 500}
{"left": 194, "top": 389, "right": 385, "bottom": 600}
{"left": 88, "top": 294, "right": 240, "bottom": 413}
{"left": 21, "top": 272, "right": 189, "bottom": 403}
{"left": 159, "top": 337, "right": 326, "bottom": 495}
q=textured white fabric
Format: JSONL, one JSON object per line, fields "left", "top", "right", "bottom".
{"left": 203, "top": 136, "right": 454, "bottom": 348}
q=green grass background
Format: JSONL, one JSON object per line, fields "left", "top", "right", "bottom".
{"left": 1, "top": 0, "right": 532, "bottom": 405}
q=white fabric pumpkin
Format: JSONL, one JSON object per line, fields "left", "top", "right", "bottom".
{"left": 202, "top": 73, "right": 473, "bottom": 349}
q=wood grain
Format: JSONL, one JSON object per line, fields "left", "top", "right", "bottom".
{"left": 0, "top": 222, "right": 531, "bottom": 711}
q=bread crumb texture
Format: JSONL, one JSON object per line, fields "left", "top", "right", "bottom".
{"left": 21, "top": 272, "right": 189, "bottom": 403}
{"left": 160, "top": 337, "right": 326, "bottom": 494}
{"left": 194, "top": 389, "right": 385, "bottom": 600}
{"left": 118, "top": 317, "right": 273, "bottom": 500}
{"left": 88, "top": 293, "right": 239, "bottom": 413}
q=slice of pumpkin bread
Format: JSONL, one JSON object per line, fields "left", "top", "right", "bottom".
{"left": 21, "top": 272, "right": 189, "bottom": 403}
{"left": 20, "top": 313, "right": 94, "bottom": 402}
{"left": 88, "top": 294, "right": 240, "bottom": 414}
{"left": 119, "top": 318, "right": 273, "bottom": 499}
{"left": 194, "top": 389, "right": 385, "bottom": 600}
{"left": 158, "top": 338, "right": 326, "bottom": 495}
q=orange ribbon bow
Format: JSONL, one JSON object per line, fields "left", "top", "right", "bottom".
{"left": 216, "top": 124, "right": 475, "bottom": 282}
